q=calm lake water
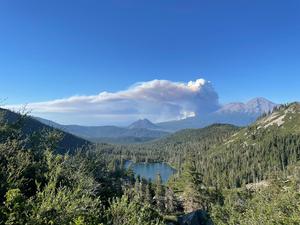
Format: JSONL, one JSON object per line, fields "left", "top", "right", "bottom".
{"left": 124, "top": 161, "right": 176, "bottom": 183}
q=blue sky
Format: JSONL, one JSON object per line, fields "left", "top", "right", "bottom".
{"left": 0, "top": 0, "right": 299, "bottom": 124}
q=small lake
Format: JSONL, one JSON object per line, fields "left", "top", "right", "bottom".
{"left": 124, "top": 161, "right": 176, "bottom": 183}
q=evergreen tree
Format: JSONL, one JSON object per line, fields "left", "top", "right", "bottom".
{"left": 154, "top": 173, "right": 165, "bottom": 213}
{"left": 145, "top": 183, "right": 153, "bottom": 205}
{"left": 134, "top": 176, "right": 141, "bottom": 200}
{"left": 126, "top": 165, "right": 135, "bottom": 185}
{"left": 165, "top": 188, "right": 177, "bottom": 213}
{"left": 107, "top": 194, "right": 164, "bottom": 225}
{"left": 182, "top": 160, "right": 210, "bottom": 212}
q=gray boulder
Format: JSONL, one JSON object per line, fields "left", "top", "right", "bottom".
{"left": 177, "top": 210, "right": 213, "bottom": 225}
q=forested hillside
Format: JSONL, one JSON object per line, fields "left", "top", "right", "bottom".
{"left": 0, "top": 110, "right": 165, "bottom": 225}
{"left": 116, "top": 103, "right": 300, "bottom": 188}
{"left": 195, "top": 103, "right": 300, "bottom": 188}
{"left": 104, "top": 103, "right": 300, "bottom": 224}
{"left": 111, "top": 124, "right": 239, "bottom": 164}
{"left": 0, "top": 108, "right": 89, "bottom": 153}
{"left": 1, "top": 103, "right": 300, "bottom": 225}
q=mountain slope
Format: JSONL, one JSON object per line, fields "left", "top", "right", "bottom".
{"left": 153, "top": 124, "right": 239, "bottom": 146}
{"left": 217, "top": 103, "right": 300, "bottom": 152}
{"left": 119, "top": 124, "right": 240, "bottom": 163}
{"left": 199, "top": 102, "right": 300, "bottom": 187}
{"left": 0, "top": 108, "right": 89, "bottom": 153}
{"left": 89, "top": 127, "right": 169, "bottom": 144}
{"left": 128, "top": 119, "right": 161, "bottom": 130}
{"left": 36, "top": 117, "right": 169, "bottom": 144}
{"left": 216, "top": 97, "right": 277, "bottom": 114}
{"left": 125, "top": 103, "right": 300, "bottom": 189}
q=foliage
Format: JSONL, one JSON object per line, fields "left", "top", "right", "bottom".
{"left": 211, "top": 177, "right": 300, "bottom": 225}
{"left": 1, "top": 104, "right": 300, "bottom": 224}
{"left": 4, "top": 189, "right": 29, "bottom": 225}
{"left": 106, "top": 194, "right": 164, "bottom": 225}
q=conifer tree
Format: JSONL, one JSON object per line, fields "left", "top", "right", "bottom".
{"left": 182, "top": 159, "right": 210, "bottom": 212}
{"left": 154, "top": 173, "right": 165, "bottom": 213}
{"left": 165, "top": 188, "right": 177, "bottom": 213}
{"left": 145, "top": 183, "right": 153, "bottom": 205}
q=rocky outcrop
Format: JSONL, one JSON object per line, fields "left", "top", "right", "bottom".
{"left": 168, "top": 210, "right": 213, "bottom": 225}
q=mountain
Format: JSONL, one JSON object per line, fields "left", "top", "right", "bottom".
{"left": 157, "top": 97, "right": 278, "bottom": 131}
{"left": 0, "top": 108, "right": 89, "bottom": 153}
{"left": 35, "top": 97, "right": 277, "bottom": 142}
{"left": 222, "top": 102, "right": 300, "bottom": 143}
{"left": 130, "top": 102, "right": 300, "bottom": 188}
{"left": 110, "top": 123, "right": 240, "bottom": 165}
{"left": 152, "top": 123, "right": 239, "bottom": 146}
{"left": 35, "top": 116, "right": 62, "bottom": 128}
{"left": 216, "top": 97, "right": 277, "bottom": 114}
{"left": 196, "top": 102, "right": 300, "bottom": 187}
{"left": 128, "top": 119, "right": 161, "bottom": 130}
{"left": 36, "top": 117, "right": 169, "bottom": 144}
{"left": 84, "top": 127, "right": 169, "bottom": 143}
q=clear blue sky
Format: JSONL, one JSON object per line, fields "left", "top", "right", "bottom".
{"left": 0, "top": 0, "right": 299, "bottom": 105}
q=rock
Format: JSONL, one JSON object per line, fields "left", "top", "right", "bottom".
{"left": 177, "top": 210, "right": 213, "bottom": 225}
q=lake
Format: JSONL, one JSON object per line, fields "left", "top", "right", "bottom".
{"left": 124, "top": 161, "right": 176, "bottom": 183}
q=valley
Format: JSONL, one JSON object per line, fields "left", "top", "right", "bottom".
{"left": 2, "top": 1, "right": 299, "bottom": 224}
{"left": 1, "top": 102, "right": 299, "bottom": 224}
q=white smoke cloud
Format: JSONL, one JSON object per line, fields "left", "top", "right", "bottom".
{"left": 6, "top": 78, "right": 219, "bottom": 125}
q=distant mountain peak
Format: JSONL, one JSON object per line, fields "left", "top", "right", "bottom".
{"left": 158, "top": 97, "right": 280, "bottom": 131}
{"left": 128, "top": 118, "right": 160, "bottom": 130}
{"left": 245, "top": 97, "right": 277, "bottom": 114}
{"left": 246, "top": 97, "right": 271, "bottom": 104}
{"left": 217, "top": 97, "right": 277, "bottom": 114}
